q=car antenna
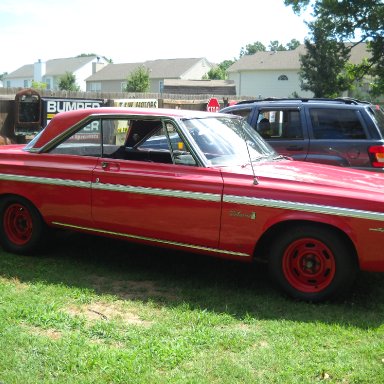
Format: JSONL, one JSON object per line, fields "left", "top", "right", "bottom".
{"left": 241, "top": 123, "right": 259, "bottom": 185}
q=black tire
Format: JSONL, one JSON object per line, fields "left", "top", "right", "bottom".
{"left": 0, "top": 196, "right": 46, "bottom": 255}
{"left": 268, "top": 224, "right": 358, "bottom": 302}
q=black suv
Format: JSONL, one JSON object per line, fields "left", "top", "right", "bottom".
{"left": 220, "top": 98, "right": 384, "bottom": 171}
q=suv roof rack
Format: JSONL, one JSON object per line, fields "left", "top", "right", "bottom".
{"left": 235, "top": 97, "right": 370, "bottom": 106}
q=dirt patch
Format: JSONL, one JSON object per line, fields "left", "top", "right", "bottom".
{"left": 87, "top": 275, "right": 180, "bottom": 302}
{"left": 0, "top": 276, "right": 28, "bottom": 291}
{"left": 67, "top": 301, "right": 152, "bottom": 326}
{"left": 23, "top": 324, "right": 63, "bottom": 340}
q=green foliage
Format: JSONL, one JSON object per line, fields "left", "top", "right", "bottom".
{"left": 240, "top": 39, "right": 301, "bottom": 57}
{"left": 31, "top": 81, "right": 47, "bottom": 90}
{"left": 285, "top": 0, "right": 384, "bottom": 96}
{"left": 240, "top": 41, "right": 266, "bottom": 57}
{"left": 58, "top": 72, "right": 80, "bottom": 91}
{"left": 269, "top": 39, "right": 301, "bottom": 51}
{"left": 269, "top": 40, "right": 287, "bottom": 51}
{"left": 299, "top": 19, "right": 352, "bottom": 97}
{"left": 205, "top": 60, "right": 235, "bottom": 80}
{"left": 286, "top": 38, "right": 301, "bottom": 50}
{"left": 125, "top": 65, "right": 150, "bottom": 92}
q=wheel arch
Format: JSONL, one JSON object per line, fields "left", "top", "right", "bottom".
{"left": 0, "top": 193, "right": 42, "bottom": 214}
{"left": 253, "top": 219, "right": 359, "bottom": 267}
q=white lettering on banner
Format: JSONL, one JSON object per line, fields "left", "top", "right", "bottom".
{"left": 46, "top": 100, "right": 102, "bottom": 113}
{"left": 113, "top": 99, "right": 158, "bottom": 108}
{"left": 45, "top": 99, "right": 103, "bottom": 124}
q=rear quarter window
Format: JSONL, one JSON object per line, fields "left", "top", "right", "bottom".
{"left": 309, "top": 108, "right": 367, "bottom": 139}
{"left": 369, "top": 106, "right": 384, "bottom": 136}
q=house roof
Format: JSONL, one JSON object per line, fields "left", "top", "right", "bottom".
{"left": 86, "top": 58, "right": 210, "bottom": 81}
{"left": 228, "top": 43, "right": 371, "bottom": 72}
{"left": 44, "top": 56, "right": 99, "bottom": 76}
{"left": 163, "top": 79, "right": 236, "bottom": 95}
{"left": 5, "top": 56, "right": 99, "bottom": 78}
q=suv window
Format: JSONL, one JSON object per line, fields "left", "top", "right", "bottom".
{"left": 256, "top": 109, "right": 304, "bottom": 139}
{"left": 369, "top": 106, "right": 384, "bottom": 135}
{"left": 309, "top": 108, "right": 366, "bottom": 139}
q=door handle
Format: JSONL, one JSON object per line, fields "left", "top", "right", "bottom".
{"left": 100, "top": 161, "right": 120, "bottom": 171}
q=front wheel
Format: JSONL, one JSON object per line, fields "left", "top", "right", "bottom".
{"left": 268, "top": 225, "right": 358, "bottom": 302}
{"left": 0, "top": 196, "right": 46, "bottom": 254}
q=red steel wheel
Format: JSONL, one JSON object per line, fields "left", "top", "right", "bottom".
{"left": 3, "top": 203, "right": 33, "bottom": 246}
{"left": 268, "top": 225, "right": 358, "bottom": 302}
{"left": 282, "top": 238, "right": 336, "bottom": 293}
{"left": 0, "top": 196, "right": 46, "bottom": 254}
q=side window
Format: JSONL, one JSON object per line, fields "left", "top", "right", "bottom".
{"left": 139, "top": 122, "right": 196, "bottom": 166}
{"left": 102, "top": 119, "right": 128, "bottom": 157}
{"left": 165, "top": 123, "right": 197, "bottom": 166}
{"left": 50, "top": 119, "right": 102, "bottom": 156}
{"left": 310, "top": 109, "right": 367, "bottom": 139}
{"left": 256, "top": 110, "right": 303, "bottom": 139}
{"left": 111, "top": 120, "right": 197, "bottom": 166}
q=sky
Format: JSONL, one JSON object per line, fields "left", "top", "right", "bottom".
{"left": 0, "top": 0, "right": 313, "bottom": 74}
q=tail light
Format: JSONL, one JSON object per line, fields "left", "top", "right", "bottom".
{"left": 368, "top": 145, "right": 384, "bottom": 168}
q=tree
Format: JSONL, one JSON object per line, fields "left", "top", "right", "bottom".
{"left": 286, "top": 38, "right": 301, "bottom": 50}
{"left": 0, "top": 72, "right": 7, "bottom": 82}
{"left": 269, "top": 40, "right": 287, "bottom": 51}
{"left": 284, "top": 0, "right": 384, "bottom": 95}
{"left": 239, "top": 41, "right": 266, "bottom": 57}
{"left": 31, "top": 81, "right": 47, "bottom": 90}
{"left": 125, "top": 65, "right": 150, "bottom": 92}
{"left": 205, "top": 59, "right": 235, "bottom": 80}
{"left": 299, "top": 18, "right": 352, "bottom": 97}
{"left": 58, "top": 72, "right": 80, "bottom": 91}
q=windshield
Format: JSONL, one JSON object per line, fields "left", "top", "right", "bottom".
{"left": 181, "top": 116, "right": 276, "bottom": 166}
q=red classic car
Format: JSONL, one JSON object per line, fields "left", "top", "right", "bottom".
{"left": 0, "top": 107, "right": 383, "bottom": 302}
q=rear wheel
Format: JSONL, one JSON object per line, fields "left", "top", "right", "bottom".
{"left": 0, "top": 196, "right": 46, "bottom": 254}
{"left": 268, "top": 225, "right": 357, "bottom": 302}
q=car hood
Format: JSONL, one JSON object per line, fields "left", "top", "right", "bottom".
{"left": 222, "top": 159, "right": 384, "bottom": 201}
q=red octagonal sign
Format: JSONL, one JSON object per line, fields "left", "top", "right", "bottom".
{"left": 207, "top": 97, "right": 220, "bottom": 112}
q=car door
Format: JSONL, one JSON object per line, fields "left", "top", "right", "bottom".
{"left": 41, "top": 119, "right": 104, "bottom": 227}
{"left": 251, "top": 107, "right": 310, "bottom": 161}
{"left": 91, "top": 118, "right": 223, "bottom": 249}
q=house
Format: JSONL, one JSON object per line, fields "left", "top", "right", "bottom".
{"left": 86, "top": 58, "right": 214, "bottom": 93}
{"left": 162, "top": 79, "right": 236, "bottom": 95}
{"left": 227, "top": 43, "right": 372, "bottom": 98}
{"left": 3, "top": 56, "right": 107, "bottom": 91}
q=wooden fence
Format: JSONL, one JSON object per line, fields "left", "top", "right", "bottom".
{"left": 0, "top": 87, "right": 245, "bottom": 141}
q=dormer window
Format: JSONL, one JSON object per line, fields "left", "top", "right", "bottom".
{"left": 278, "top": 75, "right": 288, "bottom": 81}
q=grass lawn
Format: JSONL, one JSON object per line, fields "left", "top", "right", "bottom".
{"left": 0, "top": 230, "right": 383, "bottom": 383}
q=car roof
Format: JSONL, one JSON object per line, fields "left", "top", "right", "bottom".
{"left": 226, "top": 97, "right": 372, "bottom": 108}
{"left": 30, "top": 107, "right": 229, "bottom": 150}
